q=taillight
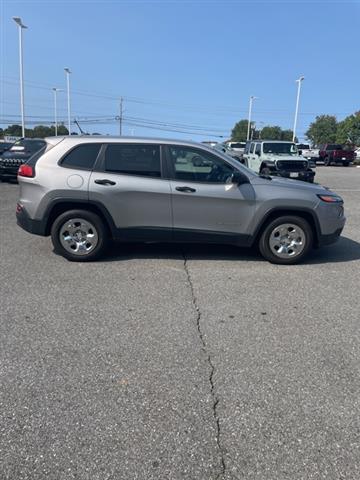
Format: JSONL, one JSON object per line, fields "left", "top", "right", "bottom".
{"left": 18, "top": 164, "right": 34, "bottom": 177}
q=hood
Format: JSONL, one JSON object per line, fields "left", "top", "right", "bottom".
{"left": 263, "top": 154, "right": 306, "bottom": 162}
{"left": 251, "top": 174, "right": 330, "bottom": 193}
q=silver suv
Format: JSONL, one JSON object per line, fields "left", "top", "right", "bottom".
{"left": 16, "top": 136, "right": 345, "bottom": 264}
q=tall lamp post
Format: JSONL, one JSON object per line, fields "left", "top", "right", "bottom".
{"left": 64, "top": 68, "right": 72, "bottom": 135}
{"left": 247, "top": 96, "right": 258, "bottom": 141}
{"left": 13, "top": 17, "right": 27, "bottom": 138}
{"left": 293, "top": 76, "right": 305, "bottom": 142}
{"left": 52, "top": 88, "right": 61, "bottom": 136}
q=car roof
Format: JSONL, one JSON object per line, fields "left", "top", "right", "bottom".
{"left": 44, "top": 135, "right": 219, "bottom": 150}
{"left": 252, "top": 140, "right": 295, "bottom": 143}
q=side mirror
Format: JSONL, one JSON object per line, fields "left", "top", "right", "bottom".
{"left": 232, "top": 171, "right": 249, "bottom": 185}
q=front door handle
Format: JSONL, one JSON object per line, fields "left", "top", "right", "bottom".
{"left": 175, "top": 186, "right": 196, "bottom": 193}
{"left": 94, "top": 179, "right": 116, "bottom": 186}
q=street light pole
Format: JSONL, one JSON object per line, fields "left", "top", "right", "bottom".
{"left": 293, "top": 76, "right": 305, "bottom": 142}
{"left": 64, "top": 68, "right": 72, "bottom": 135}
{"left": 247, "top": 96, "right": 257, "bottom": 141}
{"left": 52, "top": 88, "right": 61, "bottom": 136}
{"left": 119, "top": 97, "right": 123, "bottom": 136}
{"left": 13, "top": 17, "right": 27, "bottom": 138}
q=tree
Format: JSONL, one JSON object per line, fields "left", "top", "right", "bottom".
{"left": 2, "top": 123, "right": 69, "bottom": 139}
{"left": 260, "top": 125, "right": 282, "bottom": 140}
{"left": 281, "top": 129, "right": 295, "bottom": 141}
{"left": 231, "top": 119, "right": 251, "bottom": 142}
{"left": 4, "top": 124, "right": 23, "bottom": 137}
{"left": 336, "top": 111, "right": 360, "bottom": 145}
{"left": 306, "top": 115, "right": 337, "bottom": 145}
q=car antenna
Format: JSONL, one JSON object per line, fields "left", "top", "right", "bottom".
{"left": 74, "top": 118, "right": 87, "bottom": 135}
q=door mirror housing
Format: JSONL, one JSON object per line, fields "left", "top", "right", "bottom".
{"left": 232, "top": 171, "right": 249, "bottom": 185}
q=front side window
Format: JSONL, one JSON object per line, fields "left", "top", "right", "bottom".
{"left": 104, "top": 144, "right": 161, "bottom": 177}
{"left": 169, "top": 146, "right": 234, "bottom": 183}
{"left": 255, "top": 143, "right": 261, "bottom": 155}
{"left": 61, "top": 143, "right": 101, "bottom": 170}
{"left": 250, "top": 143, "right": 256, "bottom": 153}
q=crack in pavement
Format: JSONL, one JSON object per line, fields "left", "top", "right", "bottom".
{"left": 182, "top": 253, "right": 226, "bottom": 480}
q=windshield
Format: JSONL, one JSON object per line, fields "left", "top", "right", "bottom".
{"left": 298, "top": 144, "right": 309, "bottom": 150}
{"left": 229, "top": 142, "right": 245, "bottom": 149}
{"left": 263, "top": 142, "right": 298, "bottom": 155}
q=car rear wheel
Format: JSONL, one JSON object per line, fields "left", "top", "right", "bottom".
{"left": 324, "top": 156, "right": 331, "bottom": 166}
{"left": 51, "top": 209, "right": 108, "bottom": 261}
{"left": 259, "top": 216, "right": 313, "bottom": 265}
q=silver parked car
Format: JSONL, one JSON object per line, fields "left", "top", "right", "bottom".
{"left": 16, "top": 136, "right": 345, "bottom": 264}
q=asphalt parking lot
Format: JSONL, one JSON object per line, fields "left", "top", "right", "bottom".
{"left": 1, "top": 166, "right": 360, "bottom": 480}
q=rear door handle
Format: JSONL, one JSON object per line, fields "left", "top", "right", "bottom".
{"left": 94, "top": 179, "right": 116, "bottom": 186}
{"left": 175, "top": 186, "right": 196, "bottom": 193}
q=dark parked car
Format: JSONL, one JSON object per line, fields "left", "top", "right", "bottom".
{"left": 0, "top": 142, "right": 13, "bottom": 155}
{"left": 0, "top": 138, "right": 46, "bottom": 181}
{"left": 318, "top": 144, "right": 355, "bottom": 166}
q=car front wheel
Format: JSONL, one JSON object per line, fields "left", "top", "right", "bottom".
{"left": 51, "top": 209, "right": 108, "bottom": 261}
{"left": 259, "top": 216, "right": 313, "bottom": 265}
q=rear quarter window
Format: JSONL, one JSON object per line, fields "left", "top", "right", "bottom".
{"left": 61, "top": 144, "right": 102, "bottom": 170}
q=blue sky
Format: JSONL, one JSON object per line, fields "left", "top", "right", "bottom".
{"left": 1, "top": 0, "right": 359, "bottom": 141}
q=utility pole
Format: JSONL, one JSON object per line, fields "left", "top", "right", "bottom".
{"left": 293, "top": 76, "right": 305, "bottom": 142}
{"left": 52, "top": 88, "right": 61, "bottom": 136}
{"left": 247, "top": 96, "right": 258, "bottom": 141}
{"left": 119, "top": 97, "right": 123, "bottom": 136}
{"left": 64, "top": 68, "right": 72, "bottom": 135}
{"left": 13, "top": 17, "right": 27, "bottom": 137}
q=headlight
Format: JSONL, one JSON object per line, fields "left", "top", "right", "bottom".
{"left": 317, "top": 194, "right": 343, "bottom": 203}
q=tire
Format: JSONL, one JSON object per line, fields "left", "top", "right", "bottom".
{"left": 51, "top": 209, "right": 109, "bottom": 262}
{"left": 259, "top": 215, "right": 313, "bottom": 265}
{"left": 343, "top": 161, "right": 349, "bottom": 167}
{"left": 260, "top": 167, "right": 271, "bottom": 176}
{"left": 324, "top": 156, "right": 331, "bottom": 166}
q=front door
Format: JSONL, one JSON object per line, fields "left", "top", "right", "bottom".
{"left": 165, "top": 145, "right": 256, "bottom": 243}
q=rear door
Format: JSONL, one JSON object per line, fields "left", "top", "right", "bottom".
{"left": 165, "top": 144, "right": 256, "bottom": 242}
{"left": 89, "top": 143, "right": 172, "bottom": 241}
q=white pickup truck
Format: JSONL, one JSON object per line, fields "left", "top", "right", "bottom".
{"left": 296, "top": 144, "right": 319, "bottom": 167}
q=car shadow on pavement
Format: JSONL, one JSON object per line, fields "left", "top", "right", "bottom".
{"left": 101, "top": 236, "right": 360, "bottom": 265}
{"left": 103, "top": 242, "right": 263, "bottom": 263}
{"left": 306, "top": 236, "right": 360, "bottom": 264}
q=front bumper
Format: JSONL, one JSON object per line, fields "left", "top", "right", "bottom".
{"left": 318, "top": 227, "right": 344, "bottom": 247}
{"left": 273, "top": 169, "right": 315, "bottom": 183}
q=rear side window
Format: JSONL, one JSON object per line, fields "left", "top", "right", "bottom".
{"left": 61, "top": 144, "right": 101, "bottom": 170}
{"left": 104, "top": 144, "right": 161, "bottom": 178}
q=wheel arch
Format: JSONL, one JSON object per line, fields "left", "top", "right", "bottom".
{"left": 44, "top": 200, "right": 116, "bottom": 237}
{"left": 252, "top": 208, "right": 321, "bottom": 247}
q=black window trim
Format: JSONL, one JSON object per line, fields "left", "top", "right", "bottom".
{"left": 163, "top": 144, "right": 236, "bottom": 185}
{"left": 94, "top": 142, "right": 165, "bottom": 180}
{"left": 58, "top": 142, "right": 103, "bottom": 171}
